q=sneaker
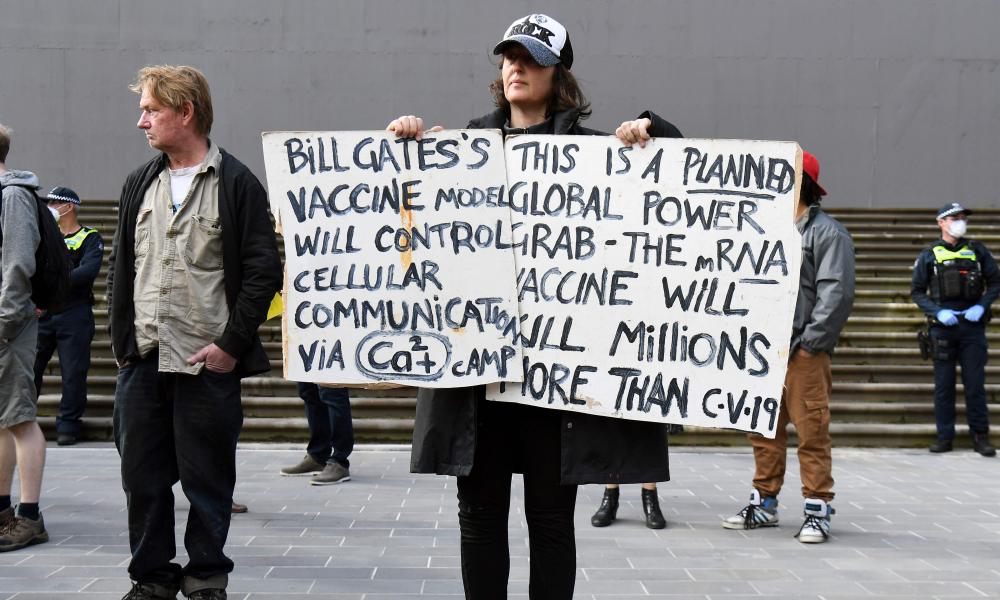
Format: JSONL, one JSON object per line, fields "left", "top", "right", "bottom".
{"left": 280, "top": 454, "right": 325, "bottom": 476}
{"left": 795, "top": 498, "right": 834, "bottom": 543}
{"left": 0, "top": 507, "right": 14, "bottom": 530}
{"left": 57, "top": 433, "right": 78, "bottom": 446}
{"left": 929, "top": 439, "right": 953, "bottom": 453}
{"left": 0, "top": 514, "right": 48, "bottom": 552}
{"left": 188, "top": 589, "right": 226, "bottom": 600}
{"left": 122, "top": 582, "right": 179, "bottom": 600}
{"left": 972, "top": 433, "right": 997, "bottom": 457}
{"left": 721, "top": 489, "right": 779, "bottom": 530}
{"left": 310, "top": 463, "right": 350, "bottom": 486}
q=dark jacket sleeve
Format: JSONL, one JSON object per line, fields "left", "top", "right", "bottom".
{"left": 975, "top": 242, "right": 1000, "bottom": 309}
{"left": 215, "top": 170, "right": 282, "bottom": 360}
{"left": 70, "top": 232, "right": 103, "bottom": 288}
{"left": 639, "top": 110, "right": 683, "bottom": 138}
{"left": 910, "top": 249, "right": 939, "bottom": 317}
{"left": 106, "top": 179, "right": 131, "bottom": 322}
{"left": 799, "top": 223, "right": 856, "bottom": 354}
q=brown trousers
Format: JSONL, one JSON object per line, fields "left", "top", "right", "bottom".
{"left": 749, "top": 349, "right": 834, "bottom": 502}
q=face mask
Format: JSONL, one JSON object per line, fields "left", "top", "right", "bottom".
{"left": 947, "top": 219, "right": 968, "bottom": 238}
{"left": 48, "top": 206, "right": 62, "bottom": 222}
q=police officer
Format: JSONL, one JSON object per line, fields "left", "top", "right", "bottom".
{"left": 32, "top": 187, "right": 102, "bottom": 446}
{"left": 911, "top": 202, "right": 1000, "bottom": 457}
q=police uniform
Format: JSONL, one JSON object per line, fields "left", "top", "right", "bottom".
{"left": 911, "top": 203, "right": 1000, "bottom": 454}
{"left": 32, "top": 188, "right": 103, "bottom": 444}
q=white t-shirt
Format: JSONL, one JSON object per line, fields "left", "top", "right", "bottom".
{"left": 168, "top": 164, "right": 200, "bottom": 213}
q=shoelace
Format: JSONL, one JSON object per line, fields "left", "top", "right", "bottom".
{"left": 739, "top": 504, "right": 760, "bottom": 529}
{"left": 0, "top": 516, "right": 21, "bottom": 536}
{"left": 123, "top": 583, "right": 151, "bottom": 600}
{"left": 795, "top": 514, "right": 829, "bottom": 539}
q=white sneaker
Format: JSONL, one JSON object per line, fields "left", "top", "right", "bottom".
{"left": 795, "top": 498, "right": 833, "bottom": 543}
{"left": 721, "top": 489, "right": 779, "bottom": 530}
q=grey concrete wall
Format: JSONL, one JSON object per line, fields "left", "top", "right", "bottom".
{"left": 2, "top": 0, "right": 998, "bottom": 209}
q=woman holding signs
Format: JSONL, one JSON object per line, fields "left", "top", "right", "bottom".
{"left": 389, "top": 13, "right": 682, "bottom": 600}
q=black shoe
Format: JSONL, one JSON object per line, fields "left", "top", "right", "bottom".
{"left": 972, "top": 433, "right": 997, "bottom": 457}
{"left": 188, "top": 589, "right": 226, "bottom": 600}
{"left": 121, "top": 582, "right": 178, "bottom": 600}
{"left": 641, "top": 488, "right": 666, "bottom": 529}
{"left": 57, "top": 434, "right": 77, "bottom": 446}
{"left": 929, "top": 439, "right": 953, "bottom": 453}
{"left": 591, "top": 488, "right": 619, "bottom": 527}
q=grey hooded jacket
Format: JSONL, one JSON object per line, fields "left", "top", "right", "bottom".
{"left": 792, "top": 204, "right": 855, "bottom": 354}
{"left": 0, "top": 170, "right": 41, "bottom": 340}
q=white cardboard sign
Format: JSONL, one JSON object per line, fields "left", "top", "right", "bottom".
{"left": 486, "top": 136, "right": 802, "bottom": 438}
{"left": 262, "top": 130, "right": 523, "bottom": 387}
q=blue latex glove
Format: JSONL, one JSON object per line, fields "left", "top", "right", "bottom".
{"left": 936, "top": 309, "right": 959, "bottom": 326}
{"left": 964, "top": 305, "right": 985, "bottom": 322}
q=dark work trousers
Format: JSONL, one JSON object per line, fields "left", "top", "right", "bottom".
{"left": 113, "top": 352, "right": 243, "bottom": 593}
{"left": 298, "top": 382, "right": 354, "bottom": 468}
{"left": 456, "top": 398, "right": 578, "bottom": 600}
{"left": 33, "top": 303, "right": 95, "bottom": 436}
{"left": 931, "top": 320, "right": 990, "bottom": 442}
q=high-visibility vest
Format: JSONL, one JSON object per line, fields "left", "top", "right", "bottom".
{"left": 64, "top": 226, "right": 98, "bottom": 251}
{"left": 930, "top": 243, "right": 983, "bottom": 302}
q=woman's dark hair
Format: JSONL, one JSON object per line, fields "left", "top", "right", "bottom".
{"left": 489, "top": 62, "right": 592, "bottom": 120}
{"left": 801, "top": 174, "right": 823, "bottom": 207}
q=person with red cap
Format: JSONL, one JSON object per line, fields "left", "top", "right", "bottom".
{"left": 721, "top": 150, "right": 855, "bottom": 544}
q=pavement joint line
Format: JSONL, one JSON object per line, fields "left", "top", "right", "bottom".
{"left": 24, "top": 447, "right": 1000, "bottom": 596}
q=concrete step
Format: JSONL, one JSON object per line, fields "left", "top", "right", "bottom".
{"left": 37, "top": 394, "right": 418, "bottom": 420}
{"left": 35, "top": 412, "right": 981, "bottom": 448}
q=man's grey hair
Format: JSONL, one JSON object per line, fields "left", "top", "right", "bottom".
{"left": 0, "top": 123, "right": 12, "bottom": 164}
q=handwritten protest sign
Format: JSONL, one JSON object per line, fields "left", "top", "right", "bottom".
{"left": 486, "top": 137, "right": 802, "bottom": 438}
{"left": 261, "top": 131, "right": 523, "bottom": 387}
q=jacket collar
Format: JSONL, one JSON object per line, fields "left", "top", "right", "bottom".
{"left": 796, "top": 203, "right": 822, "bottom": 234}
{"left": 469, "top": 107, "right": 582, "bottom": 134}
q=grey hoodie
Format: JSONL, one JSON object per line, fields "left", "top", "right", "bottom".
{"left": 0, "top": 169, "right": 41, "bottom": 340}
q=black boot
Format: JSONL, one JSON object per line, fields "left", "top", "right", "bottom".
{"left": 641, "top": 488, "right": 666, "bottom": 529}
{"left": 591, "top": 487, "right": 619, "bottom": 527}
{"left": 972, "top": 432, "right": 997, "bottom": 457}
{"left": 929, "top": 439, "right": 953, "bottom": 453}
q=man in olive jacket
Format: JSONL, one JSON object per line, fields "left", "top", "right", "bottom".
{"left": 107, "top": 66, "right": 281, "bottom": 600}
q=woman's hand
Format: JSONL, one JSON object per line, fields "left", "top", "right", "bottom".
{"left": 386, "top": 115, "right": 443, "bottom": 140}
{"left": 615, "top": 117, "right": 653, "bottom": 148}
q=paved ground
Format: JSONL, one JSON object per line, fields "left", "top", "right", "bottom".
{"left": 4, "top": 444, "right": 999, "bottom": 599}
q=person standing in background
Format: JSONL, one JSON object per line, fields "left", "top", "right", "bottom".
{"left": 911, "top": 202, "right": 999, "bottom": 457}
{"left": 33, "top": 186, "right": 102, "bottom": 446}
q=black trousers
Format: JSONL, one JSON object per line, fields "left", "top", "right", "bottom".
{"left": 113, "top": 352, "right": 243, "bottom": 592}
{"left": 456, "top": 399, "right": 578, "bottom": 600}
{"left": 931, "top": 321, "right": 990, "bottom": 441}
{"left": 33, "top": 303, "right": 95, "bottom": 436}
{"left": 298, "top": 382, "right": 354, "bottom": 468}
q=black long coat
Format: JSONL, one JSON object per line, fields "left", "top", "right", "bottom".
{"left": 410, "top": 108, "right": 683, "bottom": 484}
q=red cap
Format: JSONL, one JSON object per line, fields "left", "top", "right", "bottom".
{"left": 802, "top": 150, "right": 827, "bottom": 196}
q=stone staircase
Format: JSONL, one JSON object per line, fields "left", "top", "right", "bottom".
{"left": 36, "top": 200, "right": 1000, "bottom": 447}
